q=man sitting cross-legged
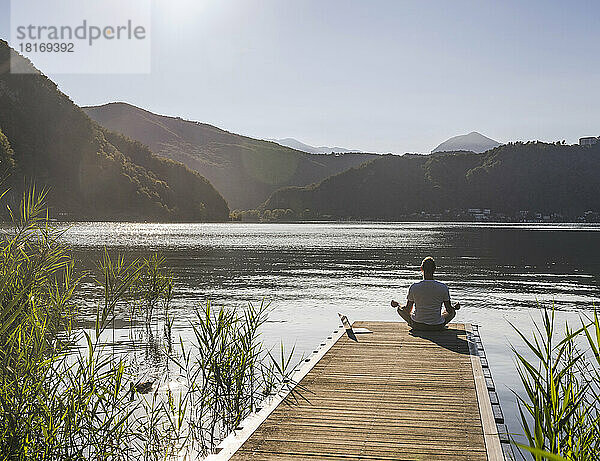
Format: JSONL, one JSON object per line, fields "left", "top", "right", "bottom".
{"left": 391, "top": 256, "right": 460, "bottom": 331}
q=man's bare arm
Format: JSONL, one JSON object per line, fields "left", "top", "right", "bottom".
{"left": 391, "top": 299, "right": 413, "bottom": 324}
{"left": 391, "top": 299, "right": 413, "bottom": 314}
{"left": 443, "top": 300, "right": 461, "bottom": 312}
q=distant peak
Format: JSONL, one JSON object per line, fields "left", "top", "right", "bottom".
{"left": 431, "top": 131, "right": 501, "bottom": 154}
{"left": 270, "top": 137, "right": 358, "bottom": 154}
{"left": 85, "top": 101, "right": 135, "bottom": 109}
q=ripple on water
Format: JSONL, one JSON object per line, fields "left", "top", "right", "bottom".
{"left": 47, "top": 221, "right": 600, "bottom": 447}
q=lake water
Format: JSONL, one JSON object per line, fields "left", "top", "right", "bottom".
{"left": 60, "top": 222, "right": 600, "bottom": 449}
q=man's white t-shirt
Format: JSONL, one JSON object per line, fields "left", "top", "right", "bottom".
{"left": 407, "top": 280, "right": 450, "bottom": 325}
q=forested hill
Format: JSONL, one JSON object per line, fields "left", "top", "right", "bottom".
{"left": 0, "top": 41, "right": 229, "bottom": 221}
{"left": 264, "top": 142, "right": 600, "bottom": 220}
{"left": 84, "top": 103, "right": 377, "bottom": 209}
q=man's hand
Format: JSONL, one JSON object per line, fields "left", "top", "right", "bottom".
{"left": 454, "top": 302, "right": 461, "bottom": 311}
{"left": 391, "top": 300, "right": 399, "bottom": 308}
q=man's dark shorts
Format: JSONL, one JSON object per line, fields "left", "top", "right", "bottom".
{"left": 408, "top": 319, "right": 449, "bottom": 331}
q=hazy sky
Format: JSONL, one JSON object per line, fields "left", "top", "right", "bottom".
{"left": 1, "top": 0, "right": 599, "bottom": 153}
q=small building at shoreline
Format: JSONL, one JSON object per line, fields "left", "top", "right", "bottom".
{"left": 579, "top": 136, "right": 599, "bottom": 146}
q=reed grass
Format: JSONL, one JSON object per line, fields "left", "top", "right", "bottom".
{"left": 0, "top": 188, "right": 298, "bottom": 460}
{"left": 511, "top": 307, "right": 600, "bottom": 460}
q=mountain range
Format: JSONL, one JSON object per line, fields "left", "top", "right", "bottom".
{"left": 84, "top": 104, "right": 377, "bottom": 209}
{"left": 431, "top": 132, "right": 501, "bottom": 154}
{"left": 2, "top": 40, "right": 597, "bottom": 223}
{"left": 269, "top": 138, "right": 358, "bottom": 155}
{"left": 0, "top": 41, "right": 229, "bottom": 221}
{"left": 264, "top": 142, "right": 600, "bottom": 219}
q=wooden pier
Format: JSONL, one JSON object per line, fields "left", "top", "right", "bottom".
{"left": 212, "top": 322, "right": 506, "bottom": 460}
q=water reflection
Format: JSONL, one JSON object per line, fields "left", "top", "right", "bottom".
{"left": 44, "top": 221, "right": 600, "bottom": 446}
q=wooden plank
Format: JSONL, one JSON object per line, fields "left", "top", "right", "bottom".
{"left": 466, "top": 324, "right": 504, "bottom": 461}
{"left": 208, "top": 325, "right": 347, "bottom": 460}
{"left": 210, "top": 321, "right": 501, "bottom": 461}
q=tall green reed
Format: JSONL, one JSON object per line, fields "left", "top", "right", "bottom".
{"left": 0, "top": 188, "right": 299, "bottom": 460}
{"left": 511, "top": 307, "right": 600, "bottom": 461}
{"left": 168, "top": 300, "right": 299, "bottom": 453}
